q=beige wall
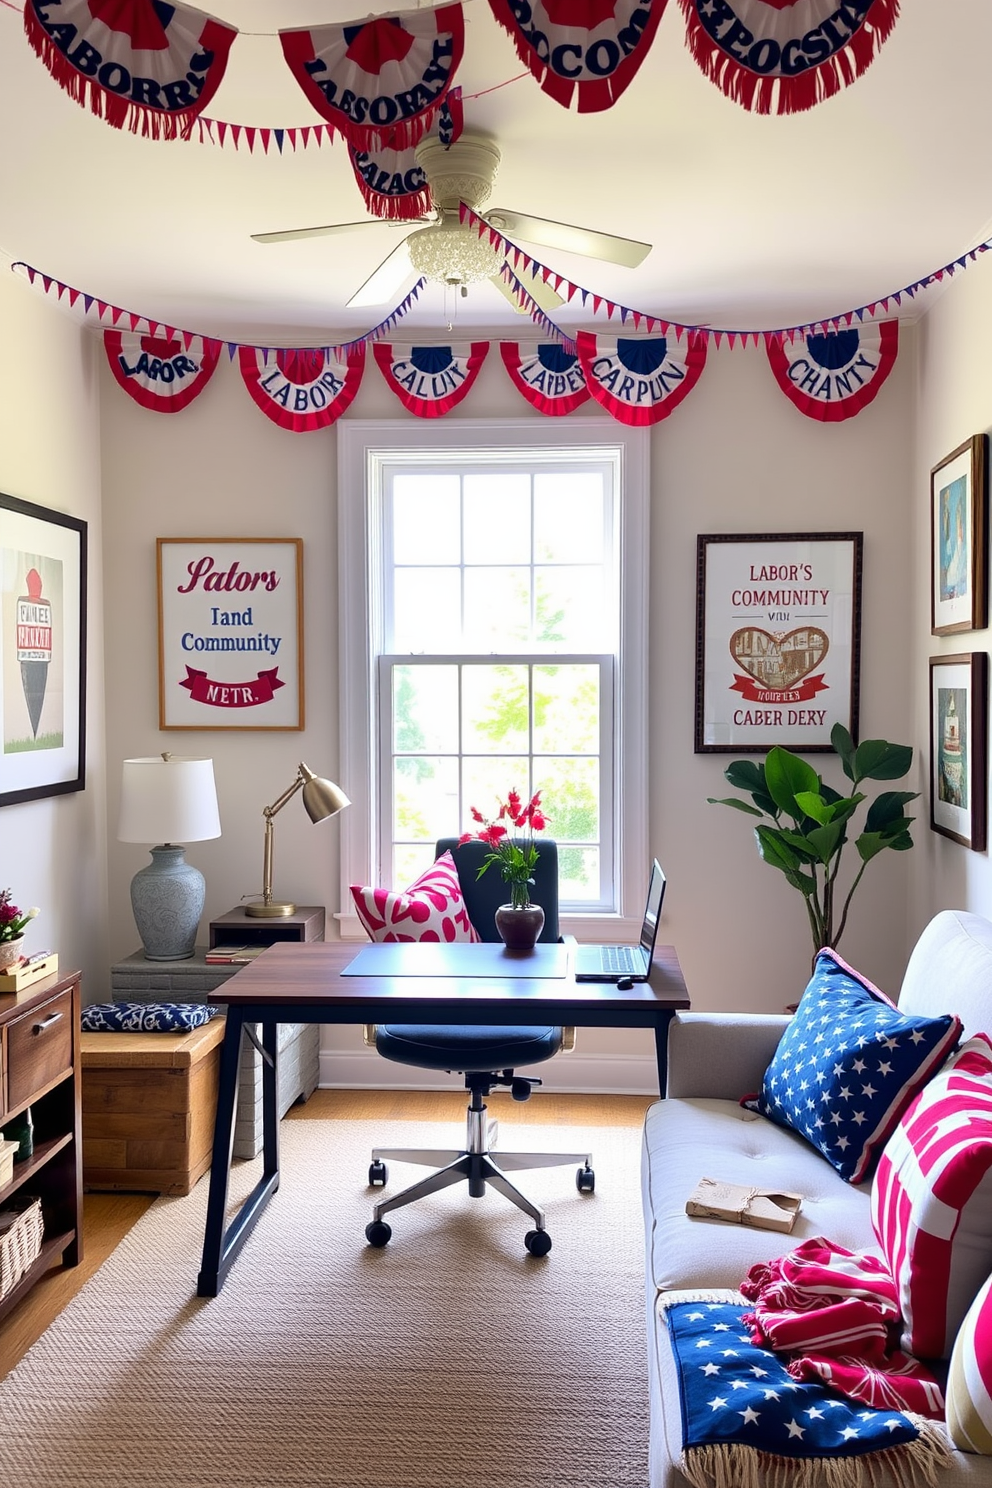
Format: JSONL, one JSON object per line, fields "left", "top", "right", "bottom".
{"left": 98, "top": 325, "right": 917, "bottom": 1087}
{"left": 0, "top": 270, "right": 106, "bottom": 993}
{"left": 913, "top": 254, "right": 992, "bottom": 929}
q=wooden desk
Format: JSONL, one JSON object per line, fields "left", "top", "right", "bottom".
{"left": 196, "top": 940, "right": 690, "bottom": 1296}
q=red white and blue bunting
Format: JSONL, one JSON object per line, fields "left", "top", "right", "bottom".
{"left": 373, "top": 341, "right": 490, "bottom": 417}
{"left": 576, "top": 329, "right": 708, "bottom": 425}
{"left": 238, "top": 345, "right": 366, "bottom": 432}
{"left": 349, "top": 90, "right": 463, "bottom": 220}
{"left": 766, "top": 320, "right": 898, "bottom": 422}
{"left": 104, "top": 329, "right": 221, "bottom": 412}
{"left": 279, "top": 6, "right": 465, "bottom": 152}
{"left": 487, "top": 0, "right": 668, "bottom": 112}
{"left": 24, "top": 0, "right": 237, "bottom": 139}
{"left": 678, "top": 0, "right": 900, "bottom": 115}
{"left": 500, "top": 341, "right": 590, "bottom": 416}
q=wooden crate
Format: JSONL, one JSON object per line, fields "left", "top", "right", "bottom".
{"left": 80, "top": 1018, "right": 225, "bottom": 1196}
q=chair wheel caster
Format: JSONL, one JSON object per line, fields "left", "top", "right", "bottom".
{"left": 576, "top": 1165, "right": 595, "bottom": 1193}
{"left": 365, "top": 1220, "right": 392, "bottom": 1248}
{"left": 369, "top": 1160, "right": 388, "bottom": 1187}
{"left": 524, "top": 1228, "right": 552, "bottom": 1257}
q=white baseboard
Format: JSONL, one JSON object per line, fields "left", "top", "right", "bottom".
{"left": 318, "top": 1046, "right": 660, "bottom": 1096}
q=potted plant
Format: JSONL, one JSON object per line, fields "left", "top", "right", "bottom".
{"left": 459, "top": 788, "right": 549, "bottom": 950}
{"left": 708, "top": 723, "right": 916, "bottom": 962}
{"left": 0, "top": 891, "right": 40, "bottom": 969}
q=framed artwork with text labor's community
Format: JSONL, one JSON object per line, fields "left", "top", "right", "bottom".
{"left": 931, "top": 435, "right": 988, "bottom": 636}
{"left": 157, "top": 538, "right": 303, "bottom": 730}
{"left": 695, "top": 532, "right": 863, "bottom": 754}
{"left": 0, "top": 493, "right": 87, "bottom": 806}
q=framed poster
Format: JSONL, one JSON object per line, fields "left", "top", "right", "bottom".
{"left": 157, "top": 538, "right": 304, "bottom": 730}
{"left": 695, "top": 532, "right": 863, "bottom": 754}
{"left": 931, "top": 435, "right": 988, "bottom": 636}
{"left": 929, "top": 651, "right": 988, "bottom": 851}
{"left": 0, "top": 494, "right": 87, "bottom": 806}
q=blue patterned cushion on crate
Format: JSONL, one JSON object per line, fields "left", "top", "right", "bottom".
{"left": 750, "top": 948, "right": 961, "bottom": 1183}
{"left": 81, "top": 1002, "right": 221, "bottom": 1033}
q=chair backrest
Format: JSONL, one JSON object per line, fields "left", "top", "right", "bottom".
{"left": 435, "top": 837, "right": 560, "bottom": 943}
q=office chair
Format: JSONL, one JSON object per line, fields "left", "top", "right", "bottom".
{"left": 364, "top": 837, "right": 594, "bottom": 1256}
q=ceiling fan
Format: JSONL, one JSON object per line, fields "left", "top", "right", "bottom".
{"left": 251, "top": 132, "right": 651, "bottom": 313}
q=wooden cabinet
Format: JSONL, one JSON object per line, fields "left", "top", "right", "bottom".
{"left": 0, "top": 972, "right": 82, "bottom": 1323}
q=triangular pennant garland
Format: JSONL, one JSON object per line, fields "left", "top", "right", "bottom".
{"left": 488, "top": 0, "right": 668, "bottom": 111}
{"left": 238, "top": 344, "right": 366, "bottom": 432}
{"left": 765, "top": 320, "right": 899, "bottom": 422}
{"left": 500, "top": 341, "right": 589, "bottom": 417}
{"left": 373, "top": 341, "right": 490, "bottom": 417}
{"left": 576, "top": 329, "right": 708, "bottom": 425}
{"left": 24, "top": 0, "right": 237, "bottom": 138}
{"left": 104, "top": 329, "right": 220, "bottom": 411}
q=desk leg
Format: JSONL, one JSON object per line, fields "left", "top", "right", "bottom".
{"left": 197, "top": 1012, "right": 282, "bottom": 1297}
{"left": 654, "top": 1012, "right": 674, "bottom": 1096}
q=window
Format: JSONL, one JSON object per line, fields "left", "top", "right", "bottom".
{"left": 338, "top": 419, "right": 649, "bottom": 937}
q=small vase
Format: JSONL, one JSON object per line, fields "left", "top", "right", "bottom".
{"left": 495, "top": 903, "right": 545, "bottom": 952}
{"left": 0, "top": 937, "right": 24, "bottom": 970}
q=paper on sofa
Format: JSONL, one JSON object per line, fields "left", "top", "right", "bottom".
{"left": 685, "top": 1175, "right": 802, "bottom": 1233}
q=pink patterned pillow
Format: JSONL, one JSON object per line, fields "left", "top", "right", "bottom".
{"left": 872, "top": 1033, "right": 992, "bottom": 1360}
{"left": 350, "top": 851, "right": 481, "bottom": 943}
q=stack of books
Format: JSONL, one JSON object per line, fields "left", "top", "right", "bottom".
{"left": 204, "top": 945, "right": 268, "bottom": 965}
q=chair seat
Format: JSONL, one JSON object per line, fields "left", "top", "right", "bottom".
{"left": 374, "top": 1023, "right": 563, "bottom": 1071}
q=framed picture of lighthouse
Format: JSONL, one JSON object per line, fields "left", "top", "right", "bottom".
{"left": 930, "top": 652, "right": 988, "bottom": 851}
{"left": 0, "top": 494, "right": 87, "bottom": 807}
{"left": 931, "top": 435, "right": 988, "bottom": 636}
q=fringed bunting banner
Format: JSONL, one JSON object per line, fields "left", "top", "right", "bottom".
{"left": 23, "top": 0, "right": 237, "bottom": 139}
{"left": 349, "top": 92, "right": 463, "bottom": 220}
{"left": 500, "top": 341, "right": 589, "bottom": 416}
{"left": 576, "top": 329, "right": 707, "bottom": 424}
{"left": 374, "top": 341, "right": 489, "bottom": 417}
{"left": 279, "top": 6, "right": 465, "bottom": 152}
{"left": 104, "top": 329, "right": 220, "bottom": 411}
{"left": 487, "top": 0, "right": 668, "bottom": 111}
{"left": 678, "top": 0, "right": 900, "bottom": 115}
{"left": 238, "top": 344, "right": 366, "bottom": 432}
{"left": 766, "top": 320, "right": 899, "bottom": 422}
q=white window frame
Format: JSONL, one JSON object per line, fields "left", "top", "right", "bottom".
{"left": 336, "top": 417, "right": 649, "bottom": 941}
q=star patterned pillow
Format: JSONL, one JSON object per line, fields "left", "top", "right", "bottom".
{"left": 751, "top": 948, "right": 961, "bottom": 1183}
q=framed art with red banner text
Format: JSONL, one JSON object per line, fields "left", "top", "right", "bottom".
{"left": 157, "top": 538, "right": 303, "bottom": 730}
{"left": 695, "top": 532, "right": 863, "bottom": 754}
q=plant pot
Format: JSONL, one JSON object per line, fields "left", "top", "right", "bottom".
{"left": 494, "top": 903, "right": 545, "bottom": 952}
{"left": 0, "top": 937, "right": 24, "bottom": 970}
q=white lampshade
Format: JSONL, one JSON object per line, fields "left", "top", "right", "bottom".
{"left": 118, "top": 756, "right": 221, "bottom": 844}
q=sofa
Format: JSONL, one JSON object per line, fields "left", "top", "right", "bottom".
{"left": 641, "top": 908, "right": 992, "bottom": 1487}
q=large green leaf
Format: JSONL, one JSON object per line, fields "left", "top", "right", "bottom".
{"left": 865, "top": 791, "right": 919, "bottom": 832}
{"left": 755, "top": 823, "right": 803, "bottom": 870}
{"left": 707, "top": 796, "right": 764, "bottom": 817}
{"left": 852, "top": 739, "right": 914, "bottom": 783}
{"left": 763, "top": 748, "right": 820, "bottom": 819}
{"left": 772, "top": 828, "right": 822, "bottom": 862}
{"left": 793, "top": 790, "right": 832, "bottom": 824}
{"left": 805, "top": 821, "right": 845, "bottom": 863}
{"left": 831, "top": 722, "right": 856, "bottom": 780}
{"left": 724, "top": 760, "right": 766, "bottom": 793}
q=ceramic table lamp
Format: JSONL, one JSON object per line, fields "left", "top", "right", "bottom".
{"left": 118, "top": 753, "right": 222, "bottom": 960}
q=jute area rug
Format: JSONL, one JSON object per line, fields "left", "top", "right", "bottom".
{"left": 0, "top": 1118, "right": 649, "bottom": 1488}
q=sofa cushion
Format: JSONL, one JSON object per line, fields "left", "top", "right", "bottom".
{"left": 350, "top": 851, "right": 481, "bottom": 943}
{"left": 872, "top": 1033, "right": 992, "bottom": 1361}
{"left": 947, "top": 1271, "right": 992, "bottom": 1454}
{"left": 641, "top": 1097, "right": 876, "bottom": 1298}
{"left": 752, "top": 948, "right": 961, "bottom": 1183}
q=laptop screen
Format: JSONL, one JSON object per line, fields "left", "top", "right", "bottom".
{"left": 638, "top": 861, "right": 667, "bottom": 957}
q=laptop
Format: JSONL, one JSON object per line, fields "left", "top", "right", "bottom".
{"left": 574, "top": 860, "right": 666, "bottom": 982}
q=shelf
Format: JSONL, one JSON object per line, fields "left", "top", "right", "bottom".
{"left": 0, "top": 1131, "right": 74, "bottom": 1206}
{"left": 0, "top": 1228, "right": 76, "bottom": 1325}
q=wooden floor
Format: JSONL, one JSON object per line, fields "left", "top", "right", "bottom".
{"left": 0, "top": 1089, "right": 651, "bottom": 1382}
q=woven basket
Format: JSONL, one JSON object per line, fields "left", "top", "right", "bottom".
{"left": 0, "top": 1195, "right": 43, "bottom": 1300}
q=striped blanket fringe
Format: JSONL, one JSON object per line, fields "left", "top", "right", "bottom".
{"left": 677, "top": 1419, "right": 952, "bottom": 1488}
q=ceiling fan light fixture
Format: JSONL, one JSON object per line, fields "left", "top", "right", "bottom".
{"left": 407, "top": 222, "right": 501, "bottom": 287}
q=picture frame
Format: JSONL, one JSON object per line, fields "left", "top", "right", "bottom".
{"left": 695, "top": 531, "right": 863, "bottom": 754}
{"left": 931, "top": 434, "right": 988, "bottom": 635}
{"left": 0, "top": 493, "right": 87, "bottom": 807}
{"left": 157, "top": 538, "right": 304, "bottom": 730}
{"left": 929, "top": 651, "right": 988, "bottom": 851}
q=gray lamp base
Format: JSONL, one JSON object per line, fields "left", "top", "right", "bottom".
{"left": 130, "top": 844, "right": 205, "bottom": 961}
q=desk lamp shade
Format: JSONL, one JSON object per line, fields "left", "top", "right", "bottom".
{"left": 118, "top": 754, "right": 221, "bottom": 961}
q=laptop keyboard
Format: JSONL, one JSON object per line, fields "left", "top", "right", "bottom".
{"left": 603, "top": 944, "right": 640, "bottom": 973}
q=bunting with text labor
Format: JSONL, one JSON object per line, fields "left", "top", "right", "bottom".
{"left": 104, "top": 330, "right": 221, "bottom": 412}
{"left": 238, "top": 345, "right": 367, "bottom": 432}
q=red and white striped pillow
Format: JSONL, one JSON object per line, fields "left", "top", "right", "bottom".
{"left": 350, "top": 851, "right": 481, "bottom": 944}
{"left": 871, "top": 1034, "right": 992, "bottom": 1360}
{"left": 947, "top": 1270, "right": 992, "bottom": 1452}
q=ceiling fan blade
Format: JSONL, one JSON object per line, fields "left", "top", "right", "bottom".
{"left": 489, "top": 272, "right": 529, "bottom": 315}
{"left": 347, "top": 239, "right": 415, "bottom": 308}
{"left": 486, "top": 208, "right": 650, "bottom": 269}
{"left": 251, "top": 218, "right": 426, "bottom": 245}
{"left": 491, "top": 266, "right": 564, "bottom": 314}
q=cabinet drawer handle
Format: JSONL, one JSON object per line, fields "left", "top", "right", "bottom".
{"left": 32, "top": 1011, "right": 63, "bottom": 1035}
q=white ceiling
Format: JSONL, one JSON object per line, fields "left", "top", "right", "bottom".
{"left": 0, "top": 0, "right": 988, "bottom": 346}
